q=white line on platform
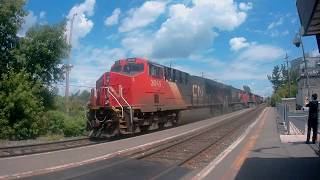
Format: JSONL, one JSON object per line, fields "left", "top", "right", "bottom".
{"left": 288, "top": 121, "right": 303, "bottom": 135}
{"left": 0, "top": 109, "right": 252, "bottom": 179}
{"left": 288, "top": 115, "right": 308, "bottom": 118}
{"left": 192, "top": 108, "right": 268, "bottom": 180}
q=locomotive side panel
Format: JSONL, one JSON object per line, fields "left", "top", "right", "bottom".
{"left": 87, "top": 57, "right": 263, "bottom": 138}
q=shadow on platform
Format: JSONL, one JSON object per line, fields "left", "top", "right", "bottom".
{"left": 252, "top": 146, "right": 280, "bottom": 153}
{"left": 235, "top": 157, "right": 320, "bottom": 180}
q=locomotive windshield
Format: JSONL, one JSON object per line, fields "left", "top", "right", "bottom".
{"left": 123, "top": 63, "right": 144, "bottom": 75}
{"left": 111, "top": 63, "right": 144, "bottom": 75}
{"left": 111, "top": 64, "right": 122, "bottom": 72}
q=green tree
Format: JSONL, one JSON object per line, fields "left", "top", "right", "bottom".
{"left": 0, "top": 1, "right": 71, "bottom": 139}
{"left": 0, "top": 71, "right": 44, "bottom": 140}
{"left": 267, "top": 65, "right": 282, "bottom": 91}
{"left": 14, "top": 23, "right": 69, "bottom": 85}
{"left": 71, "top": 90, "right": 90, "bottom": 103}
{"left": 14, "top": 23, "right": 70, "bottom": 109}
{"left": 0, "top": 0, "right": 26, "bottom": 76}
{"left": 268, "top": 64, "right": 299, "bottom": 106}
{"left": 280, "top": 64, "right": 288, "bottom": 84}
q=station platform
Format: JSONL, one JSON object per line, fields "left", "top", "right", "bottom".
{"left": 198, "top": 107, "right": 320, "bottom": 180}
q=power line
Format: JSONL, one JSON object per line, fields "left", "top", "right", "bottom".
{"left": 55, "top": 83, "right": 94, "bottom": 88}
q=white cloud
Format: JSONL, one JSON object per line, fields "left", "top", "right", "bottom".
{"left": 121, "top": 30, "right": 153, "bottom": 57}
{"left": 237, "top": 44, "right": 285, "bottom": 62}
{"left": 39, "top": 11, "right": 46, "bottom": 19}
{"left": 309, "top": 49, "right": 320, "bottom": 57}
{"left": 67, "top": 46, "right": 127, "bottom": 92}
{"left": 268, "top": 17, "right": 284, "bottom": 30}
{"left": 73, "top": 46, "right": 126, "bottom": 66}
{"left": 119, "top": 1, "right": 166, "bottom": 32}
{"left": 239, "top": 2, "right": 253, "bottom": 11}
{"left": 151, "top": 0, "right": 248, "bottom": 58}
{"left": 269, "top": 30, "right": 289, "bottom": 37}
{"left": 229, "top": 37, "right": 250, "bottom": 52}
{"left": 18, "top": 11, "right": 38, "bottom": 37}
{"left": 66, "top": 0, "right": 96, "bottom": 48}
{"left": 212, "top": 43, "right": 285, "bottom": 81}
{"left": 104, "top": 8, "right": 121, "bottom": 26}
{"left": 188, "top": 54, "right": 225, "bottom": 67}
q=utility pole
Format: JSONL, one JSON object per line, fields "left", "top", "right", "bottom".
{"left": 65, "top": 13, "right": 77, "bottom": 112}
{"left": 284, "top": 53, "right": 291, "bottom": 97}
{"left": 293, "top": 28, "right": 310, "bottom": 100}
{"left": 299, "top": 32, "right": 310, "bottom": 100}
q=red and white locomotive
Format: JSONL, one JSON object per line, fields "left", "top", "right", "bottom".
{"left": 87, "top": 57, "right": 262, "bottom": 137}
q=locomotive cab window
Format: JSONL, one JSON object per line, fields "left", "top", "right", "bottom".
{"left": 111, "top": 64, "right": 122, "bottom": 72}
{"left": 149, "top": 64, "right": 163, "bottom": 79}
{"left": 111, "top": 62, "right": 144, "bottom": 75}
{"left": 123, "top": 63, "right": 144, "bottom": 75}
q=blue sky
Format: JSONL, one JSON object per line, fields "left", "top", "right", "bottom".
{"left": 21, "top": 0, "right": 319, "bottom": 97}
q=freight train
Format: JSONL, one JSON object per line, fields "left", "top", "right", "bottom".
{"left": 87, "top": 57, "right": 263, "bottom": 138}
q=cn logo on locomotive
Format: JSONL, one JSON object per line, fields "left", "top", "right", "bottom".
{"left": 192, "top": 84, "right": 204, "bottom": 97}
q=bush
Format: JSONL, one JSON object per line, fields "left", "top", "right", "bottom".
{"left": 41, "top": 110, "right": 66, "bottom": 135}
{"left": 40, "top": 110, "right": 86, "bottom": 137}
{"left": 0, "top": 71, "right": 44, "bottom": 140}
{"left": 63, "top": 116, "right": 86, "bottom": 137}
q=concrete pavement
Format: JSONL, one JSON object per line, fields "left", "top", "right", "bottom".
{"left": 200, "top": 107, "right": 320, "bottom": 180}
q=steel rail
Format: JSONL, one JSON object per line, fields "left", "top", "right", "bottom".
{"left": 0, "top": 137, "right": 105, "bottom": 158}
{"left": 52, "top": 106, "right": 264, "bottom": 180}
{"left": 144, "top": 106, "right": 265, "bottom": 180}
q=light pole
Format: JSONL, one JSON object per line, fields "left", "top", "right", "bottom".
{"left": 66, "top": 13, "right": 77, "bottom": 112}
{"left": 284, "top": 53, "right": 291, "bottom": 97}
{"left": 293, "top": 28, "right": 310, "bottom": 100}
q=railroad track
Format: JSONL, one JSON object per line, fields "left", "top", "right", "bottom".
{"left": 0, "top": 107, "right": 258, "bottom": 159}
{"left": 9, "top": 106, "right": 265, "bottom": 180}
{"left": 129, "top": 105, "right": 265, "bottom": 179}
{"left": 63, "top": 106, "right": 265, "bottom": 180}
{"left": 0, "top": 137, "right": 104, "bottom": 158}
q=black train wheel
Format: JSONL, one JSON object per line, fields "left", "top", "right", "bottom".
{"left": 140, "top": 125, "right": 150, "bottom": 133}
{"left": 172, "top": 111, "right": 180, "bottom": 127}
{"left": 158, "top": 122, "right": 165, "bottom": 129}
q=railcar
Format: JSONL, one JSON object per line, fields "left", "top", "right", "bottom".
{"left": 87, "top": 57, "right": 262, "bottom": 138}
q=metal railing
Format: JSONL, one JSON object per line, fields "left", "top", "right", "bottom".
{"left": 276, "top": 103, "right": 308, "bottom": 135}
{"left": 101, "top": 86, "right": 133, "bottom": 132}
{"left": 276, "top": 103, "right": 291, "bottom": 135}
{"left": 119, "top": 86, "right": 133, "bottom": 130}
{"left": 102, "top": 87, "right": 124, "bottom": 118}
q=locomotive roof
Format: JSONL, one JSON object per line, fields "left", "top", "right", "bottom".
{"left": 117, "top": 57, "right": 261, "bottom": 98}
